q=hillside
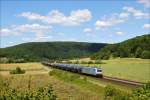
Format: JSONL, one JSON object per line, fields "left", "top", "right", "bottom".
{"left": 0, "top": 42, "right": 106, "bottom": 62}
{"left": 91, "top": 34, "right": 150, "bottom": 60}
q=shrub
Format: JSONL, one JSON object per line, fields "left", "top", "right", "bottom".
{"left": 130, "top": 82, "right": 150, "bottom": 100}
{"left": 55, "top": 60, "right": 62, "bottom": 63}
{"left": 68, "top": 74, "right": 80, "bottom": 81}
{"left": 49, "top": 69, "right": 80, "bottom": 82}
{"left": 87, "top": 61, "right": 94, "bottom": 64}
{"left": 10, "top": 67, "right": 25, "bottom": 74}
{"left": 135, "top": 47, "right": 142, "bottom": 58}
{"left": 104, "top": 82, "right": 150, "bottom": 100}
{"left": 141, "top": 50, "right": 150, "bottom": 59}
{"left": 74, "top": 60, "right": 79, "bottom": 64}
{"left": 0, "top": 57, "right": 9, "bottom": 63}
{"left": 104, "top": 85, "right": 118, "bottom": 97}
{"left": 80, "top": 61, "right": 88, "bottom": 64}
{"left": 94, "top": 60, "right": 102, "bottom": 64}
{"left": 0, "top": 85, "right": 56, "bottom": 100}
{"left": 49, "top": 70, "right": 58, "bottom": 76}
{"left": 104, "top": 85, "right": 129, "bottom": 100}
{"left": 83, "top": 77, "right": 87, "bottom": 82}
{"left": 66, "top": 61, "right": 72, "bottom": 64}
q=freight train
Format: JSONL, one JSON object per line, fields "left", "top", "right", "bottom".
{"left": 42, "top": 62, "right": 103, "bottom": 77}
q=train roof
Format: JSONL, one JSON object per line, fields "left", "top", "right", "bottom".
{"left": 54, "top": 63, "right": 102, "bottom": 69}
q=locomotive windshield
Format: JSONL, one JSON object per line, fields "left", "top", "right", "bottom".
{"left": 97, "top": 69, "right": 102, "bottom": 72}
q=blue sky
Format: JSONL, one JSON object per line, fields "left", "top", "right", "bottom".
{"left": 0, "top": 0, "right": 150, "bottom": 48}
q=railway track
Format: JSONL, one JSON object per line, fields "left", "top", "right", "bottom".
{"left": 79, "top": 74, "right": 144, "bottom": 87}
{"left": 42, "top": 63, "right": 144, "bottom": 87}
{"left": 102, "top": 76, "right": 144, "bottom": 86}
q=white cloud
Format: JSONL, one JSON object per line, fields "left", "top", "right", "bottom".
{"left": 83, "top": 28, "right": 96, "bottom": 37}
{"left": 0, "top": 24, "right": 52, "bottom": 37}
{"left": 95, "top": 13, "right": 127, "bottom": 29}
{"left": 8, "top": 41, "right": 14, "bottom": 44}
{"left": 15, "top": 24, "right": 52, "bottom": 33}
{"left": 0, "top": 28, "right": 21, "bottom": 36}
{"left": 18, "top": 9, "right": 92, "bottom": 26}
{"left": 95, "top": 5, "right": 149, "bottom": 29}
{"left": 18, "top": 12, "right": 46, "bottom": 20}
{"left": 138, "top": 0, "right": 150, "bottom": 8}
{"left": 123, "top": 6, "right": 149, "bottom": 19}
{"left": 119, "top": 12, "right": 130, "bottom": 18}
{"left": 95, "top": 20, "right": 111, "bottom": 29}
{"left": 143, "top": 24, "right": 150, "bottom": 29}
{"left": 0, "top": 28, "right": 11, "bottom": 36}
{"left": 83, "top": 28, "right": 92, "bottom": 33}
{"left": 116, "top": 31, "right": 124, "bottom": 35}
{"left": 0, "top": 24, "right": 53, "bottom": 42}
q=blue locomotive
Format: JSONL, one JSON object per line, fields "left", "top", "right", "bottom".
{"left": 42, "top": 62, "right": 103, "bottom": 77}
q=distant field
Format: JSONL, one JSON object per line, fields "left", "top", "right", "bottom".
{"left": 0, "top": 63, "right": 45, "bottom": 71}
{"left": 0, "top": 63, "right": 50, "bottom": 76}
{"left": 81, "top": 58, "right": 150, "bottom": 83}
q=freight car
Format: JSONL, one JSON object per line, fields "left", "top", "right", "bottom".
{"left": 42, "top": 62, "right": 103, "bottom": 77}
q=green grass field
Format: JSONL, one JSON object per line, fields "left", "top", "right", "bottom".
{"left": 1, "top": 58, "right": 149, "bottom": 99}
{"left": 80, "top": 58, "right": 150, "bottom": 83}
{"left": 101, "top": 58, "right": 150, "bottom": 83}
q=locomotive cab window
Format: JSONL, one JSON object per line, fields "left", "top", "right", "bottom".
{"left": 97, "top": 69, "right": 102, "bottom": 72}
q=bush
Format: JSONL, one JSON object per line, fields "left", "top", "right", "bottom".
{"left": 49, "top": 69, "right": 80, "bottom": 82}
{"left": 87, "top": 61, "right": 94, "bottom": 64}
{"left": 83, "top": 77, "right": 87, "bottom": 82}
{"left": 104, "top": 85, "right": 118, "bottom": 97}
{"left": 135, "top": 47, "right": 142, "bottom": 58}
{"left": 94, "top": 60, "right": 102, "bottom": 64}
{"left": 74, "top": 60, "right": 79, "bottom": 64}
{"left": 104, "top": 85, "right": 129, "bottom": 100}
{"left": 104, "top": 82, "right": 150, "bottom": 100}
{"left": 80, "top": 61, "right": 88, "bottom": 64}
{"left": 0, "top": 85, "right": 56, "bottom": 100}
{"left": 130, "top": 82, "right": 150, "bottom": 100}
{"left": 49, "top": 70, "right": 58, "bottom": 76}
{"left": 10, "top": 67, "right": 25, "bottom": 74}
{"left": 141, "top": 50, "right": 150, "bottom": 59}
{"left": 66, "top": 61, "right": 72, "bottom": 64}
{"left": 0, "top": 57, "right": 9, "bottom": 63}
{"left": 55, "top": 60, "right": 62, "bottom": 63}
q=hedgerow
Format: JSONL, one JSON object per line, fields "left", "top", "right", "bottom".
{"left": 104, "top": 82, "right": 150, "bottom": 100}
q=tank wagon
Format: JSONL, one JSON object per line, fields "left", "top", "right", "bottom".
{"left": 42, "top": 62, "right": 102, "bottom": 77}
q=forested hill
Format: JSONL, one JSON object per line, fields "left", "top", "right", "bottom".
{"left": 91, "top": 34, "right": 150, "bottom": 60}
{"left": 0, "top": 42, "right": 106, "bottom": 62}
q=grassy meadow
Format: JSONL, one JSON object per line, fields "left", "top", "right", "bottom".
{"left": 0, "top": 58, "right": 149, "bottom": 99}
{"left": 101, "top": 58, "right": 150, "bottom": 83}
{"left": 73, "top": 58, "right": 150, "bottom": 83}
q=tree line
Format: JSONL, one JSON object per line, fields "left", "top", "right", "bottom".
{"left": 91, "top": 34, "right": 150, "bottom": 60}
{"left": 0, "top": 42, "right": 106, "bottom": 63}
